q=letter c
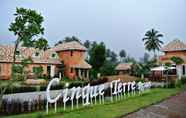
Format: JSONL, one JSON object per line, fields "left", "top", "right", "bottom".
{"left": 46, "top": 78, "right": 62, "bottom": 103}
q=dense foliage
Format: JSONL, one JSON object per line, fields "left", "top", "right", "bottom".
{"left": 171, "top": 56, "right": 184, "bottom": 65}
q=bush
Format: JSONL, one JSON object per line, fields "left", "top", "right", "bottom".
{"left": 135, "top": 79, "right": 145, "bottom": 83}
{"left": 181, "top": 76, "right": 186, "bottom": 85}
{"left": 175, "top": 80, "right": 181, "bottom": 88}
{"left": 90, "top": 77, "right": 108, "bottom": 86}
{"left": 4, "top": 83, "right": 65, "bottom": 94}
{"left": 33, "top": 66, "right": 43, "bottom": 78}
{"left": 167, "top": 80, "right": 176, "bottom": 88}
{"left": 36, "top": 113, "right": 45, "bottom": 118}
{"left": 68, "top": 81, "right": 88, "bottom": 88}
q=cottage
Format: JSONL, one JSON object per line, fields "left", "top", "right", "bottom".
{"left": 53, "top": 41, "right": 91, "bottom": 79}
{"left": 159, "top": 39, "right": 186, "bottom": 78}
{"left": 0, "top": 41, "right": 91, "bottom": 80}
{"left": 115, "top": 63, "right": 132, "bottom": 75}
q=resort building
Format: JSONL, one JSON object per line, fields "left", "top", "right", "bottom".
{"left": 159, "top": 39, "right": 186, "bottom": 77}
{"left": 0, "top": 41, "right": 91, "bottom": 80}
{"left": 115, "top": 63, "right": 132, "bottom": 75}
{"left": 53, "top": 41, "right": 91, "bottom": 79}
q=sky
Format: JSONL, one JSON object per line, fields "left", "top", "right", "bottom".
{"left": 0, "top": 0, "right": 186, "bottom": 59}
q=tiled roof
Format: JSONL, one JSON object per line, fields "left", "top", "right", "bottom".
{"left": 53, "top": 41, "right": 86, "bottom": 51}
{"left": 0, "top": 45, "right": 61, "bottom": 64}
{"left": 161, "top": 39, "right": 186, "bottom": 52}
{"left": 115, "top": 63, "right": 132, "bottom": 71}
{"left": 71, "top": 60, "right": 92, "bottom": 69}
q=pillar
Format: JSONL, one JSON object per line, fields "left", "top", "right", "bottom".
{"left": 78, "top": 69, "right": 82, "bottom": 79}
{"left": 86, "top": 70, "right": 89, "bottom": 79}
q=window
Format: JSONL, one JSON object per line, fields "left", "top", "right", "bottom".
{"left": 70, "top": 68, "right": 73, "bottom": 73}
{"left": 183, "top": 65, "right": 185, "bottom": 75}
{"left": 70, "top": 51, "right": 73, "bottom": 56}
{"left": 52, "top": 53, "right": 56, "bottom": 58}
{"left": 15, "top": 50, "right": 20, "bottom": 56}
{"left": 35, "top": 52, "right": 39, "bottom": 57}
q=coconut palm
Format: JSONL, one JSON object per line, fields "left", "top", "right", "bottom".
{"left": 142, "top": 29, "right": 164, "bottom": 58}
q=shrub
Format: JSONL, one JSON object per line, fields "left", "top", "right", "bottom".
{"left": 90, "top": 77, "right": 108, "bottom": 86}
{"left": 4, "top": 84, "right": 65, "bottom": 94}
{"left": 175, "top": 80, "right": 181, "bottom": 88}
{"left": 181, "top": 76, "right": 186, "bottom": 85}
{"left": 62, "top": 76, "right": 70, "bottom": 81}
{"left": 167, "top": 80, "right": 176, "bottom": 88}
{"left": 36, "top": 113, "right": 45, "bottom": 118}
{"left": 33, "top": 66, "right": 43, "bottom": 78}
{"left": 135, "top": 79, "right": 145, "bottom": 83}
{"left": 68, "top": 81, "right": 88, "bottom": 88}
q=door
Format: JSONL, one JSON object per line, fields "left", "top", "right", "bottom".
{"left": 47, "top": 66, "right": 51, "bottom": 77}
{"left": 183, "top": 65, "right": 186, "bottom": 75}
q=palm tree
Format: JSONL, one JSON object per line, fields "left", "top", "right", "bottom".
{"left": 119, "top": 49, "right": 126, "bottom": 62}
{"left": 142, "top": 29, "right": 164, "bottom": 58}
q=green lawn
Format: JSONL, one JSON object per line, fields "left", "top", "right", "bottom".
{"left": 2, "top": 85, "right": 186, "bottom": 118}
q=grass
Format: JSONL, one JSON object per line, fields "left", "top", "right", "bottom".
{"left": 2, "top": 85, "right": 186, "bottom": 118}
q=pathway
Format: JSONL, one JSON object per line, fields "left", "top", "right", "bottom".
{"left": 123, "top": 91, "right": 186, "bottom": 118}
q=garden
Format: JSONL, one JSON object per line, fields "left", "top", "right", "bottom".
{"left": 1, "top": 83, "right": 186, "bottom": 118}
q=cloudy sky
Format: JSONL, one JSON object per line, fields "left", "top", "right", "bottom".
{"left": 0, "top": 0, "right": 185, "bottom": 59}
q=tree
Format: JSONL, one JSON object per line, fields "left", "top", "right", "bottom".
{"left": 106, "top": 49, "right": 118, "bottom": 63}
{"left": 89, "top": 42, "right": 106, "bottom": 78}
{"left": 84, "top": 40, "right": 91, "bottom": 49}
{"left": 171, "top": 56, "right": 184, "bottom": 79}
{"left": 0, "top": 7, "right": 48, "bottom": 108}
{"left": 131, "top": 63, "right": 150, "bottom": 79}
{"left": 35, "top": 37, "right": 50, "bottom": 50}
{"left": 33, "top": 66, "right": 44, "bottom": 78}
{"left": 140, "top": 53, "right": 150, "bottom": 63}
{"left": 100, "top": 60, "right": 116, "bottom": 76}
{"left": 125, "top": 55, "right": 136, "bottom": 63}
{"left": 171, "top": 56, "right": 184, "bottom": 65}
{"left": 142, "top": 29, "right": 164, "bottom": 58}
{"left": 55, "top": 36, "right": 81, "bottom": 46}
{"left": 9, "top": 8, "right": 47, "bottom": 64}
{"left": 119, "top": 49, "right": 126, "bottom": 62}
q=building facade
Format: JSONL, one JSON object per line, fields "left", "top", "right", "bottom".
{"left": 0, "top": 41, "right": 91, "bottom": 80}
{"left": 159, "top": 39, "right": 186, "bottom": 77}
{"left": 53, "top": 41, "right": 91, "bottom": 80}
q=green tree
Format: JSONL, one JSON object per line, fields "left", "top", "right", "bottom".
{"left": 140, "top": 53, "right": 150, "bottom": 63}
{"left": 84, "top": 40, "right": 91, "bottom": 49}
{"left": 142, "top": 29, "right": 164, "bottom": 58}
{"left": 119, "top": 49, "right": 126, "bottom": 62}
{"left": 55, "top": 36, "right": 81, "bottom": 46}
{"left": 100, "top": 60, "right": 116, "bottom": 76}
{"left": 171, "top": 56, "right": 184, "bottom": 79}
{"left": 89, "top": 42, "right": 106, "bottom": 78}
{"left": 35, "top": 37, "right": 50, "bottom": 50}
{"left": 171, "top": 56, "right": 184, "bottom": 65}
{"left": 0, "top": 7, "right": 48, "bottom": 108}
{"left": 9, "top": 8, "right": 48, "bottom": 64}
{"left": 131, "top": 63, "right": 149, "bottom": 79}
{"left": 106, "top": 49, "right": 118, "bottom": 63}
{"left": 125, "top": 55, "right": 136, "bottom": 63}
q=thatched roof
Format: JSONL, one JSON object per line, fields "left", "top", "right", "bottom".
{"left": 161, "top": 39, "right": 186, "bottom": 52}
{"left": 115, "top": 63, "right": 132, "bottom": 71}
